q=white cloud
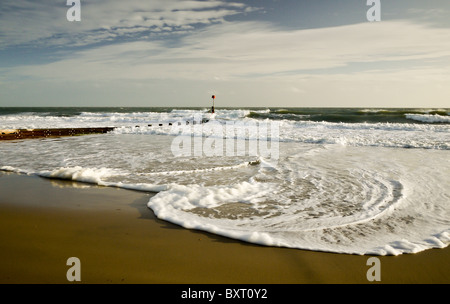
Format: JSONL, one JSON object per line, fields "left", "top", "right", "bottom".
{"left": 2, "top": 2, "right": 450, "bottom": 107}
{"left": 7, "top": 20, "right": 450, "bottom": 83}
{"left": 0, "top": 0, "right": 251, "bottom": 48}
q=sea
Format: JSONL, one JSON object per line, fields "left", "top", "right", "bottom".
{"left": 0, "top": 107, "right": 449, "bottom": 255}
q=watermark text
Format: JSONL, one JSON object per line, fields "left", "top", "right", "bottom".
{"left": 170, "top": 114, "right": 279, "bottom": 166}
{"left": 66, "top": 257, "right": 81, "bottom": 282}
{"left": 66, "top": 0, "right": 81, "bottom": 22}
{"left": 366, "top": 257, "right": 381, "bottom": 281}
{"left": 367, "top": 0, "right": 381, "bottom": 22}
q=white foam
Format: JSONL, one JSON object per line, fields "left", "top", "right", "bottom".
{"left": 1, "top": 109, "right": 449, "bottom": 256}
{"left": 405, "top": 113, "right": 450, "bottom": 123}
{"left": 2, "top": 142, "right": 449, "bottom": 256}
{"left": 38, "top": 166, "right": 121, "bottom": 184}
{"left": 145, "top": 145, "right": 450, "bottom": 255}
{"left": 108, "top": 119, "right": 449, "bottom": 150}
{"left": 1, "top": 109, "right": 448, "bottom": 151}
{"left": 136, "top": 160, "right": 253, "bottom": 176}
{"left": 367, "top": 230, "right": 450, "bottom": 255}
{"left": 0, "top": 165, "right": 34, "bottom": 175}
{"left": 1, "top": 164, "right": 168, "bottom": 192}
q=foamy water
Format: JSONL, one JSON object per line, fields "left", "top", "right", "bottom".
{"left": 1, "top": 108, "right": 449, "bottom": 255}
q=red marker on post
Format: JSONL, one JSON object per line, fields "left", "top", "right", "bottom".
{"left": 211, "top": 95, "right": 216, "bottom": 114}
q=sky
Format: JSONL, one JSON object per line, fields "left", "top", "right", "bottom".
{"left": 0, "top": 0, "right": 450, "bottom": 108}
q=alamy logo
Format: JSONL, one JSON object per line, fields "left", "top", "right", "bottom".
{"left": 366, "top": 257, "right": 381, "bottom": 282}
{"left": 366, "top": 0, "right": 381, "bottom": 22}
{"left": 66, "top": 0, "right": 81, "bottom": 22}
{"left": 66, "top": 257, "right": 81, "bottom": 282}
{"left": 170, "top": 114, "right": 279, "bottom": 166}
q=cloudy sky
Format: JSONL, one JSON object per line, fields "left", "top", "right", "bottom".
{"left": 1, "top": 0, "right": 450, "bottom": 108}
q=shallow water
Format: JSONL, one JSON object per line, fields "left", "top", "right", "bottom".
{"left": 1, "top": 108, "right": 449, "bottom": 255}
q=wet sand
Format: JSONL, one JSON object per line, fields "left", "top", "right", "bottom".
{"left": 0, "top": 172, "right": 448, "bottom": 284}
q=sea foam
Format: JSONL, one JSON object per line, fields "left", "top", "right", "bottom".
{"left": 1, "top": 108, "right": 449, "bottom": 256}
{"left": 405, "top": 113, "right": 450, "bottom": 123}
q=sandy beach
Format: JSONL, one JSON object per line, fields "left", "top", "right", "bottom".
{"left": 0, "top": 171, "right": 448, "bottom": 284}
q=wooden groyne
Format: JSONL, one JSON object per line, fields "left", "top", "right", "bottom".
{"left": 0, "top": 119, "right": 211, "bottom": 141}
{"left": 0, "top": 127, "right": 115, "bottom": 141}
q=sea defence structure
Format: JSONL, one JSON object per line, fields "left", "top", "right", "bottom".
{"left": 0, "top": 128, "right": 115, "bottom": 140}
{"left": 0, "top": 118, "right": 212, "bottom": 141}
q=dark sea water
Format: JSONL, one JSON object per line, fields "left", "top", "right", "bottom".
{"left": 0, "top": 107, "right": 449, "bottom": 124}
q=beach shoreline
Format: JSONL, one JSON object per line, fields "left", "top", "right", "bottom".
{"left": 0, "top": 171, "right": 448, "bottom": 284}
